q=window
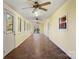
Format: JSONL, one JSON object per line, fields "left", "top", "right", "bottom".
{"left": 24, "top": 21, "right": 26, "bottom": 31}
{"left": 27, "top": 23, "right": 29, "bottom": 32}
{"left": 6, "top": 13, "right": 13, "bottom": 32}
{"left": 18, "top": 17, "right": 22, "bottom": 32}
{"left": 27, "top": 23, "right": 31, "bottom": 32}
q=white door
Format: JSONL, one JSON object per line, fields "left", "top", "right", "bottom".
{"left": 3, "top": 9, "right": 15, "bottom": 56}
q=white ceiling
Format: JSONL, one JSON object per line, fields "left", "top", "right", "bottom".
{"left": 4, "top": 0, "right": 67, "bottom": 22}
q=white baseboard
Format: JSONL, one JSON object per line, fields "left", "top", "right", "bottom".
{"left": 44, "top": 34, "right": 76, "bottom": 59}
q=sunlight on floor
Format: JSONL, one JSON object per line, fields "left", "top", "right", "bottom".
{"left": 33, "top": 33, "right": 41, "bottom": 56}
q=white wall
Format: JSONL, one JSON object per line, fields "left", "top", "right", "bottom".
{"left": 44, "top": 0, "right": 76, "bottom": 59}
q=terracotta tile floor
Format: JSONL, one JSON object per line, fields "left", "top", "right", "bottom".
{"left": 4, "top": 34, "right": 71, "bottom": 59}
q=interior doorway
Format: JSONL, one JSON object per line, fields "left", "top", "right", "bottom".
{"left": 3, "top": 9, "right": 15, "bottom": 56}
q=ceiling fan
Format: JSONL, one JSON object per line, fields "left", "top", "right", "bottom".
{"left": 22, "top": 0, "right": 51, "bottom": 13}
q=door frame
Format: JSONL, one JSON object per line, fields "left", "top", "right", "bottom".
{"left": 3, "top": 8, "right": 16, "bottom": 56}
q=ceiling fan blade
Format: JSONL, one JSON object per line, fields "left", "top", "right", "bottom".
{"left": 22, "top": 7, "right": 33, "bottom": 9}
{"left": 39, "top": 2, "right": 51, "bottom": 6}
{"left": 39, "top": 7, "right": 47, "bottom": 11}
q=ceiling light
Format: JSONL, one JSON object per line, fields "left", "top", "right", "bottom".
{"left": 34, "top": 12, "right": 39, "bottom": 17}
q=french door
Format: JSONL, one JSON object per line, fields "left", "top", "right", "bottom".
{"left": 3, "top": 9, "right": 15, "bottom": 56}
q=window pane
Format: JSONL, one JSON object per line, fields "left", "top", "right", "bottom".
{"left": 6, "top": 13, "right": 13, "bottom": 32}
{"left": 18, "top": 17, "right": 21, "bottom": 32}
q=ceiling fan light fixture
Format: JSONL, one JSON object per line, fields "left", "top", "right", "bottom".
{"left": 33, "top": 11, "right": 39, "bottom": 17}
